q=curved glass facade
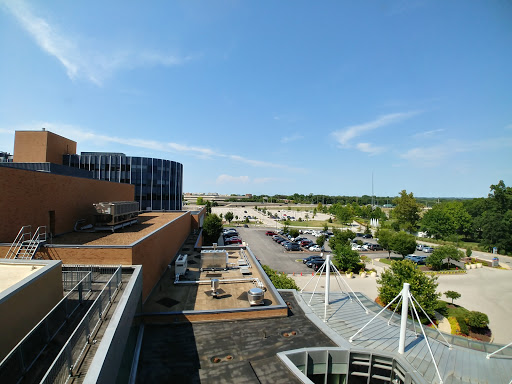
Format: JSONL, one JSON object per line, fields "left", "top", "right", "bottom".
{"left": 64, "top": 153, "right": 183, "bottom": 211}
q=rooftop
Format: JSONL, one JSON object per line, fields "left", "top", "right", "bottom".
{"left": 136, "top": 291, "right": 338, "bottom": 383}
{"left": 0, "top": 263, "right": 43, "bottom": 294}
{"left": 144, "top": 247, "right": 281, "bottom": 313}
{"left": 50, "top": 212, "right": 186, "bottom": 246}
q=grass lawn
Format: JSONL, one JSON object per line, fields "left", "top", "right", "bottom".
{"left": 378, "top": 257, "right": 403, "bottom": 265}
{"left": 287, "top": 220, "right": 352, "bottom": 228}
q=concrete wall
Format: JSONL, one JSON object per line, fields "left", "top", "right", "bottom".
{"left": 0, "top": 260, "right": 62, "bottom": 361}
{"left": 83, "top": 266, "right": 142, "bottom": 384}
{"left": 13, "top": 130, "right": 76, "bottom": 164}
{"left": 190, "top": 206, "right": 206, "bottom": 230}
{"left": 0, "top": 167, "right": 134, "bottom": 242}
{"left": 132, "top": 213, "right": 191, "bottom": 301}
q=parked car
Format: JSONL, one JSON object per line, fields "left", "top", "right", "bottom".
{"left": 301, "top": 240, "right": 313, "bottom": 247}
{"left": 285, "top": 242, "right": 301, "bottom": 251}
{"left": 303, "top": 255, "right": 324, "bottom": 264}
{"left": 309, "top": 259, "right": 327, "bottom": 271}
{"left": 281, "top": 241, "right": 291, "bottom": 247}
{"left": 423, "top": 246, "right": 434, "bottom": 253}
{"left": 368, "top": 244, "right": 383, "bottom": 251}
{"left": 356, "top": 233, "right": 364, "bottom": 237}
{"left": 225, "top": 237, "right": 242, "bottom": 245}
{"left": 309, "top": 245, "right": 323, "bottom": 252}
{"left": 243, "top": 224, "right": 249, "bottom": 228}
{"left": 266, "top": 231, "right": 277, "bottom": 236}
{"left": 416, "top": 244, "right": 424, "bottom": 251}
{"left": 363, "top": 234, "right": 373, "bottom": 239}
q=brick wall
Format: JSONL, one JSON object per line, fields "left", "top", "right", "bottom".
{"left": 0, "top": 167, "right": 134, "bottom": 242}
{"left": 132, "top": 213, "right": 191, "bottom": 301}
{"left": 13, "top": 130, "right": 76, "bottom": 164}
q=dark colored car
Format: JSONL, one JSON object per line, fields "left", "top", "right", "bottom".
{"left": 303, "top": 255, "right": 324, "bottom": 264}
{"left": 368, "top": 244, "right": 383, "bottom": 251}
{"left": 285, "top": 242, "right": 301, "bottom": 251}
{"left": 363, "top": 234, "right": 373, "bottom": 239}
{"left": 309, "top": 259, "right": 326, "bottom": 271}
{"left": 356, "top": 233, "right": 364, "bottom": 237}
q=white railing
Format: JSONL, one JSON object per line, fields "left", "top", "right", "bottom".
{"left": 0, "top": 272, "right": 92, "bottom": 381}
{"left": 40, "top": 266, "right": 122, "bottom": 384}
{"left": 5, "top": 225, "right": 31, "bottom": 259}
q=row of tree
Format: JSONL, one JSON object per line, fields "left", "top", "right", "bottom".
{"left": 392, "top": 180, "right": 512, "bottom": 254}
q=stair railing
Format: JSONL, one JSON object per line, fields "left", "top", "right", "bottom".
{"left": 6, "top": 226, "right": 32, "bottom": 259}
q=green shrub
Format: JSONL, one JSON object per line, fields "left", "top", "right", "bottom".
{"left": 467, "top": 311, "right": 489, "bottom": 329}
{"left": 261, "top": 265, "right": 299, "bottom": 290}
{"left": 456, "top": 315, "right": 469, "bottom": 335}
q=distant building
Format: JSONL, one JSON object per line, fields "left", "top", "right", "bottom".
{"left": 63, "top": 152, "right": 183, "bottom": 211}
{"left": 4, "top": 129, "right": 183, "bottom": 211}
{"left": 0, "top": 151, "right": 13, "bottom": 162}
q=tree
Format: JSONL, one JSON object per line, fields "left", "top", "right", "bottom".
{"left": 332, "top": 244, "right": 361, "bottom": 272}
{"left": 224, "top": 211, "right": 234, "bottom": 224}
{"left": 305, "top": 213, "right": 309, "bottom": 221}
{"left": 329, "top": 229, "right": 355, "bottom": 250}
{"left": 202, "top": 214, "right": 223, "bottom": 245}
{"left": 390, "top": 231, "right": 417, "bottom": 258}
{"left": 289, "top": 229, "right": 300, "bottom": 238}
{"left": 323, "top": 223, "right": 329, "bottom": 232}
{"left": 392, "top": 190, "right": 421, "bottom": 232}
{"left": 196, "top": 197, "right": 205, "bottom": 205}
{"left": 421, "top": 206, "right": 455, "bottom": 239}
{"left": 443, "top": 201, "right": 473, "bottom": 238}
{"left": 205, "top": 200, "right": 212, "bottom": 214}
{"left": 377, "top": 260, "right": 440, "bottom": 318}
{"left": 316, "top": 235, "right": 326, "bottom": 248}
{"left": 429, "top": 245, "right": 463, "bottom": 270}
{"left": 425, "top": 251, "right": 444, "bottom": 271}
{"left": 377, "top": 229, "right": 394, "bottom": 258}
{"left": 444, "top": 290, "right": 461, "bottom": 304}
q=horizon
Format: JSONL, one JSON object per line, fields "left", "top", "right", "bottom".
{"left": 1, "top": 1, "right": 511, "bottom": 198}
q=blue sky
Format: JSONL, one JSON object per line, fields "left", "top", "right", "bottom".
{"left": 1, "top": 1, "right": 511, "bottom": 198}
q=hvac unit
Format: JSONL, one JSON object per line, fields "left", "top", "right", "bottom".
{"left": 175, "top": 254, "right": 188, "bottom": 277}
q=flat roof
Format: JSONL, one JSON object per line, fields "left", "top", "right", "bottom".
{"left": 144, "top": 247, "right": 282, "bottom": 313}
{"left": 137, "top": 291, "right": 338, "bottom": 383}
{"left": 0, "top": 263, "right": 44, "bottom": 294}
{"left": 51, "top": 212, "right": 186, "bottom": 246}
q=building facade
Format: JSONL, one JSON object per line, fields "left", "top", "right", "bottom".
{"left": 63, "top": 152, "right": 183, "bottom": 211}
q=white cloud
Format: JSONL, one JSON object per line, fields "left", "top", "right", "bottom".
{"left": 3, "top": 121, "right": 300, "bottom": 171}
{"left": 355, "top": 142, "right": 385, "bottom": 156}
{"left": 412, "top": 128, "right": 444, "bottom": 139}
{"left": 332, "top": 111, "right": 419, "bottom": 147}
{"left": 216, "top": 174, "right": 250, "bottom": 184}
{"left": 3, "top": 1, "right": 190, "bottom": 85}
{"left": 280, "top": 134, "right": 303, "bottom": 143}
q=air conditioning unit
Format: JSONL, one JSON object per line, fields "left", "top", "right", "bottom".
{"left": 175, "top": 254, "right": 188, "bottom": 277}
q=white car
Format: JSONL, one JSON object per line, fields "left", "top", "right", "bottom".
{"left": 351, "top": 244, "right": 362, "bottom": 251}
{"left": 309, "top": 245, "right": 322, "bottom": 252}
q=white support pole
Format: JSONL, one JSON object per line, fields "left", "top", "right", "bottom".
{"left": 398, "top": 283, "right": 410, "bottom": 354}
{"left": 325, "top": 254, "right": 331, "bottom": 306}
{"left": 324, "top": 254, "right": 331, "bottom": 322}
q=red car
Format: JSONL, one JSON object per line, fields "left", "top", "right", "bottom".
{"left": 225, "top": 237, "right": 242, "bottom": 245}
{"left": 266, "top": 231, "right": 277, "bottom": 236}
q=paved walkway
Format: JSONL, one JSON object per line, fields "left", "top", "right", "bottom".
{"left": 291, "top": 266, "right": 512, "bottom": 344}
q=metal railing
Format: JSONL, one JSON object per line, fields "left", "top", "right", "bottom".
{"left": 0, "top": 272, "right": 92, "bottom": 383}
{"left": 5, "top": 225, "right": 32, "bottom": 259}
{"left": 16, "top": 226, "right": 47, "bottom": 259}
{"left": 62, "top": 270, "right": 93, "bottom": 291}
{"left": 40, "top": 266, "right": 123, "bottom": 384}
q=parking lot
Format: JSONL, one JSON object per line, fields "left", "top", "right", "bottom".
{"left": 235, "top": 226, "right": 395, "bottom": 274}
